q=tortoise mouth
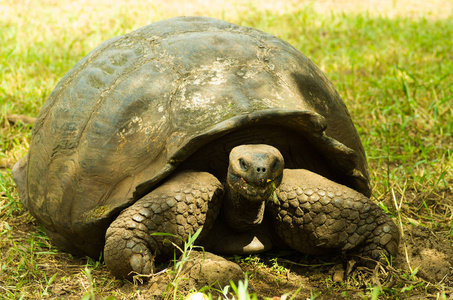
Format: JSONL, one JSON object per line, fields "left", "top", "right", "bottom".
{"left": 228, "top": 173, "right": 282, "bottom": 202}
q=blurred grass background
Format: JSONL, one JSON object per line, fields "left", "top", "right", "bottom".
{"left": 0, "top": 0, "right": 452, "bottom": 298}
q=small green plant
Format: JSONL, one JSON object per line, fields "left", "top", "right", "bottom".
{"left": 228, "top": 275, "right": 258, "bottom": 300}
{"left": 41, "top": 273, "right": 58, "bottom": 297}
{"left": 266, "top": 180, "right": 279, "bottom": 204}
{"left": 269, "top": 258, "right": 285, "bottom": 275}
{"left": 81, "top": 267, "right": 96, "bottom": 300}
{"left": 308, "top": 289, "right": 321, "bottom": 299}
{"left": 0, "top": 172, "right": 22, "bottom": 216}
{"left": 85, "top": 252, "right": 105, "bottom": 270}
{"left": 149, "top": 228, "right": 204, "bottom": 300}
{"left": 369, "top": 285, "right": 381, "bottom": 300}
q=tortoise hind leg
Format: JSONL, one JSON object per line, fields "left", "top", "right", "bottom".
{"left": 104, "top": 171, "right": 223, "bottom": 279}
{"left": 267, "top": 169, "right": 399, "bottom": 263}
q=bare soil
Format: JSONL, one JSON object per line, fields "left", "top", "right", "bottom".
{"left": 136, "top": 211, "right": 453, "bottom": 299}
{"left": 6, "top": 191, "right": 452, "bottom": 299}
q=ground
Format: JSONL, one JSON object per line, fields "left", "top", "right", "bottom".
{"left": 4, "top": 213, "right": 453, "bottom": 299}
{"left": 0, "top": 0, "right": 452, "bottom": 299}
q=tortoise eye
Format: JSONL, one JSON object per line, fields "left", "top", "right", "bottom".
{"left": 238, "top": 158, "right": 248, "bottom": 171}
{"left": 271, "top": 160, "right": 281, "bottom": 172}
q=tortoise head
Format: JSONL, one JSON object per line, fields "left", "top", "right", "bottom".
{"left": 227, "top": 144, "right": 284, "bottom": 202}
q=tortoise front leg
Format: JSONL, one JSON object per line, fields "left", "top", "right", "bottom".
{"left": 104, "top": 171, "right": 223, "bottom": 279}
{"left": 267, "top": 169, "right": 399, "bottom": 263}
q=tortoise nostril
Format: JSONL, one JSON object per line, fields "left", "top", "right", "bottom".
{"left": 256, "top": 167, "right": 266, "bottom": 173}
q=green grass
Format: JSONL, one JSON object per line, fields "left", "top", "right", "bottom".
{"left": 1, "top": 0, "right": 452, "bottom": 299}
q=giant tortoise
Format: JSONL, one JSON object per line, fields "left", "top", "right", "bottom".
{"left": 13, "top": 16, "right": 399, "bottom": 279}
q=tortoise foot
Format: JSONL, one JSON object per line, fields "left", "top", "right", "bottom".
{"left": 268, "top": 169, "right": 400, "bottom": 262}
{"left": 104, "top": 171, "right": 223, "bottom": 279}
{"left": 351, "top": 215, "right": 400, "bottom": 266}
{"left": 104, "top": 207, "right": 157, "bottom": 279}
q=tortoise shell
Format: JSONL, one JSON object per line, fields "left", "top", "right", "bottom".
{"left": 15, "top": 16, "right": 370, "bottom": 257}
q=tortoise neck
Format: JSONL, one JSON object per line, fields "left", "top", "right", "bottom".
{"left": 221, "top": 185, "right": 266, "bottom": 232}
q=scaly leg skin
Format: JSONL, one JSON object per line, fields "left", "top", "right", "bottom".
{"left": 104, "top": 171, "right": 223, "bottom": 279}
{"left": 268, "top": 169, "right": 399, "bottom": 265}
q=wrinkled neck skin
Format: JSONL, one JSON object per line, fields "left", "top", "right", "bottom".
{"left": 222, "top": 183, "right": 267, "bottom": 232}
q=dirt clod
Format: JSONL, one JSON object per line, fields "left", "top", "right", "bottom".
{"left": 398, "top": 225, "right": 453, "bottom": 285}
